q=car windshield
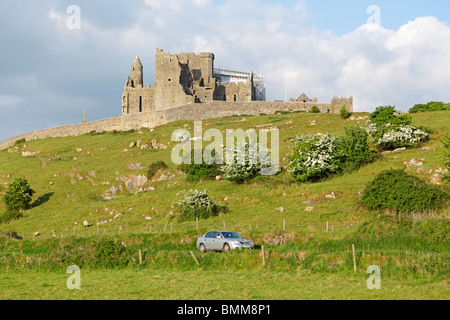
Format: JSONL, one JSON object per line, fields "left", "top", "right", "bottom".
{"left": 221, "top": 232, "right": 243, "bottom": 239}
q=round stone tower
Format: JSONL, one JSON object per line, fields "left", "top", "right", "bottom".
{"left": 131, "top": 56, "right": 143, "bottom": 88}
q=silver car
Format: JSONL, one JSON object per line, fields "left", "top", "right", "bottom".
{"left": 196, "top": 231, "right": 254, "bottom": 253}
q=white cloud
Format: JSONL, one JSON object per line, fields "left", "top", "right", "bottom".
{"left": 334, "top": 17, "right": 450, "bottom": 110}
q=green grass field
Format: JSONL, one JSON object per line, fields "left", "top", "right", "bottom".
{"left": 0, "top": 269, "right": 447, "bottom": 300}
{"left": 0, "top": 110, "right": 448, "bottom": 300}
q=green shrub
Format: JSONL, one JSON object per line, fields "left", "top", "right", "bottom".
{"left": 147, "top": 161, "right": 168, "bottom": 180}
{"left": 339, "top": 104, "right": 351, "bottom": 119}
{"left": 14, "top": 138, "right": 26, "bottom": 146}
{"left": 336, "top": 125, "right": 377, "bottom": 170}
{"left": 3, "top": 178, "right": 35, "bottom": 211}
{"left": 360, "top": 169, "right": 449, "bottom": 214}
{"left": 370, "top": 106, "right": 411, "bottom": 126}
{"left": 409, "top": 101, "right": 450, "bottom": 113}
{"left": 310, "top": 105, "right": 320, "bottom": 113}
{"left": 112, "top": 129, "right": 136, "bottom": 135}
{"left": 176, "top": 189, "right": 228, "bottom": 222}
{"left": 177, "top": 163, "right": 190, "bottom": 174}
{"left": 93, "top": 240, "right": 130, "bottom": 268}
{"left": 0, "top": 211, "right": 23, "bottom": 224}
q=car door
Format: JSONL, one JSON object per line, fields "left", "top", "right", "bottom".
{"left": 202, "top": 232, "right": 214, "bottom": 250}
{"left": 210, "top": 231, "right": 224, "bottom": 251}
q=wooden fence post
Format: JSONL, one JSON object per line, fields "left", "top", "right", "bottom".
{"left": 352, "top": 244, "right": 357, "bottom": 272}
{"left": 139, "top": 249, "right": 142, "bottom": 265}
{"left": 196, "top": 217, "right": 199, "bottom": 230}
{"left": 190, "top": 251, "right": 200, "bottom": 266}
{"left": 261, "top": 245, "right": 266, "bottom": 267}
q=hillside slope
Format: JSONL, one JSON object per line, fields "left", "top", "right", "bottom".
{"left": 0, "top": 111, "right": 448, "bottom": 241}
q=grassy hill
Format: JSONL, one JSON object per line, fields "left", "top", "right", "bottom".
{"left": 0, "top": 110, "right": 448, "bottom": 299}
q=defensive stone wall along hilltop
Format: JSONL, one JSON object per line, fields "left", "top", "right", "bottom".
{"left": 0, "top": 98, "right": 352, "bottom": 150}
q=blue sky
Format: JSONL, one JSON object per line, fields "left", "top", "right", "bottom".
{"left": 0, "top": 0, "right": 449, "bottom": 142}
{"left": 305, "top": 0, "right": 450, "bottom": 34}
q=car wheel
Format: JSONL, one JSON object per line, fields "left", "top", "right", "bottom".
{"left": 199, "top": 243, "right": 206, "bottom": 253}
{"left": 223, "top": 243, "right": 230, "bottom": 252}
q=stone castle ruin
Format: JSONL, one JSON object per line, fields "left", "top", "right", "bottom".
{"left": 0, "top": 49, "right": 353, "bottom": 150}
{"left": 122, "top": 49, "right": 266, "bottom": 115}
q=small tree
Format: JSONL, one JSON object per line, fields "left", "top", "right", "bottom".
{"left": 175, "top": 189, "right": 228, "bottom": 222}
{"left": 310, "top": 105, "right": 320, "bottom": 113}
{"left": 339, "top": 104, "right": 351, "bottom": 119}
{"left": 3, "top": 178, "right": 35, "bottom": 211}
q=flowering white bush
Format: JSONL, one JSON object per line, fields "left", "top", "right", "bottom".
{"left": 376, "top": 125, "right": 429, "bottom": 150}
{"left": 365, "top": 106, "right": 429, "bottom": 150}
{"left": 220, "top": 141, "right": 273, "bottom": 183}
{"left": 393, "top": 110, "right": 405, "bottom": 117}
{"left": 176, "top": 189, "right": 216, "bottom": 210}
{"left": 172, "top": 130, "right": 190, "bottom": 143}
{"left": 289, "top": 133, "right": 341, "bottom": 182}
{"left": 365, "top": 120, "right": 429, "bottom": 150}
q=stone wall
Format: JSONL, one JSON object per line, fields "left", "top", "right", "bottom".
{"left": 0, "top": 99, "right": 352, "bottom": 150}
{"left": 163, "top": 101, "right": 326, "bottom": 121}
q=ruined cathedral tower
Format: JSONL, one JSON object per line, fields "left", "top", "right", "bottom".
{"left": 128, "top": 56, "right": 143, "bottom": 88}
